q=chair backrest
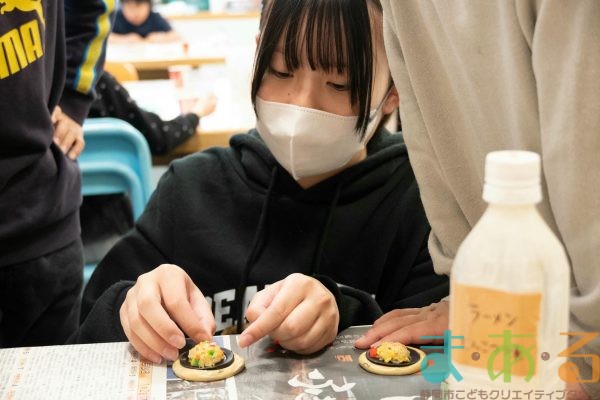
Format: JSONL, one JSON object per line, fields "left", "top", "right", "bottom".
{"left": 80, "top": 118, "right": 153, "bottom": 219}
{"left": 80, "top": 118, "right": 153, "bottom": 284}
{"left": 104, "top": 62, "right": 139, "bottom": 82}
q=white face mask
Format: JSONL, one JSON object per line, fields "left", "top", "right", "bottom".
{"left": 255, "top": 92, "right": 389, "bottom": 180}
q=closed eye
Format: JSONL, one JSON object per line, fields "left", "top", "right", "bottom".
{"left": 268, "top": 66, "right": 293, "bottom": 79}
{"left": 327, "top": 82, "right": 350, "bottom": 91}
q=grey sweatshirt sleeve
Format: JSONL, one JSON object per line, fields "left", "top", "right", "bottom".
{"left": 380, "top": 3, "right": 475, "bottom": 279}
{"left": 381, "top": 1, "right": 600, "bottom": 397}
{"left": 529, "top": 2, "right": 600, "bottom": 397}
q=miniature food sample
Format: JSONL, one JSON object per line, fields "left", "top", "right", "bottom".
{"left": 187, "top": 341, "right": 225, "bottom": 368}
{"left": 370, "top": 342, "right": 411, "bottom": 364}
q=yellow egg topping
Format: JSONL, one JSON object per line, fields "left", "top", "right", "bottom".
{"left": 375, "top": 342, "right": 411, "bottom": 364}
{"left": 188, "top": 341, "right": 225, "bottom": 368}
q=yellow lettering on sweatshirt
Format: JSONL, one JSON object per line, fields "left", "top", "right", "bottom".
{"left": 0, "top": 0, "right": 45, "bottom": 26}
{"left": 0, "top": 19, "right": 43, "bottom": 79}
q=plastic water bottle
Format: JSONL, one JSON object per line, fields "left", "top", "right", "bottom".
{"left": 447, "top": 151, "right": 570, "bottom": 394}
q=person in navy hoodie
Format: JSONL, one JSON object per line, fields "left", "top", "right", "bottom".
{"left": 0, "top": 0, "right": 114, "bottom": 347}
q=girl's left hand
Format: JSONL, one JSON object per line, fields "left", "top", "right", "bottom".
{"left": 239, "top": 273, "right": 339, "bottom": 354}
{"left": 354, "top": 301, "right": 449, "bottom": 349}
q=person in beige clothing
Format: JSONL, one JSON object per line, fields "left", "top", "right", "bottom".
{"left": 354, "top": 1, "right": 600, "bottom": 399}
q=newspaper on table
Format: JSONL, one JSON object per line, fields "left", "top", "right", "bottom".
{"left": 0, "top": 342, "right": 166, "bottom": 400}
{"left": 0, "top": 326, "right": 438, "bottom": 400}
{"left": 167, "top": 326, "right": 438, "bottom": 400}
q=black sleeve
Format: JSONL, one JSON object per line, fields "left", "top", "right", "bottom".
{"left": 89, "top": 73, "right": 199, "bottom": 155}
{"left": 375, "top": 181, "right": 449, "bottom": 312}
{"left": 315, "top": 275, "right": 383, "bottom": 332}
{"left": 61, "top": 0, "right": 116, "bottom": 124}
{"left": 316, "top": 173, "right": 448, "bottom": 331}
{"left": 386, "top": 234, "right": 449, "bottom": 309}
{"left": 76, "top": 166, "right": 179, "bottom": 343}
{"left": 69, "top": 281, "right": 133, "bottom": 344}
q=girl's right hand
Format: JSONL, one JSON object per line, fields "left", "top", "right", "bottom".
{"left": 120, "top": 264, "right": 216, "bottom": 363}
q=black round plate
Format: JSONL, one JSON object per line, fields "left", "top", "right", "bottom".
{"left": 179, "top": 347, "right": 235, "bottom": 370}
{"left": 365, "top": 347, "right": 420, "bottom": 368}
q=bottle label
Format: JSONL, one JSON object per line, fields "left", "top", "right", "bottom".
{"left": 451, "top": 282, "right": 542, "bottom": 378}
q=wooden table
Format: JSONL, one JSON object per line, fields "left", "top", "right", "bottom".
{"left": 124, "top": 55, "right": 225, "bottom": 72}
{"left": 152, "top": 128, "right": 244, "bottom": 165}
{"left": 121, "top": 78, "right": 254, "bottom": 165}
{"left": 166, "top": 11, "right": 260, "bottom": 21}
{"left": 106, "top": 42, "right": 226, "bottom": 78}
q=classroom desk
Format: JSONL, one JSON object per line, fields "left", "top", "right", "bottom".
{"left": 152, "top": 128, "right": 243, "bottom": 165}
{"left": 122, "top": 79, "right": 254, "bottom": 165}
{"left": 166, "top": 11, "right": 260, "bottom": 21}
{"left": 0, "top": 326, "right": 438, "bottom": 399}
{"left": 106, "top": 42, "right": 226, "bottom": 78}
{"left": 123, "top": 56, "right": 226, "bottom": 72}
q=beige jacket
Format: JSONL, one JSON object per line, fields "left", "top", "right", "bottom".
{"left": 381, "top": 1, "right": 600, "bottom": 395}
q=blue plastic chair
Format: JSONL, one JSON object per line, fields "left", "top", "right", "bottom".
{"left": 80, "top": 118, "right": 153, "bottom": 282}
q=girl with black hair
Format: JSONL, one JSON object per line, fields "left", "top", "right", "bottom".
{"left": 74, "top": 0, "right": 448, "bottom": 363}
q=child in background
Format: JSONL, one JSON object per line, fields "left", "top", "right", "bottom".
{"left": 89, "top": 72, "right": 216, "bottom": 155}
{"left": 110, "top": 0, "right": 180, "bottom": 43}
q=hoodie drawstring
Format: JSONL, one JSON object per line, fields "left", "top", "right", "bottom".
{"left": 234, "top": 166, "right": 278, "bottom": 333}
{"left": 233, "top": 172, "right": 342, "bottom": 333}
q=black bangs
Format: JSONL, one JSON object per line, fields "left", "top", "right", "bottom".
{"left": 252, "top": 0, "right": 382, "bottom": 137}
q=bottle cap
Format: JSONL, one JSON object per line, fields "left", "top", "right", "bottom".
{"left": 483, "top": 151, "right": 542, "bottom": 204}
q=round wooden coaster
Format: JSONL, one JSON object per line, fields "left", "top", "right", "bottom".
{"left": 172, "top": 352, "right": 245, "bottom": 382}
{"left": 358, "top": 346, "right": 425, "bottom": 376}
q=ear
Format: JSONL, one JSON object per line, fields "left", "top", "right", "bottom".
{"left": 255, "top": 32, "right": 260, "bottom": 46}
{"left": 382, "top": 85, "right": 399, "bottom": 116}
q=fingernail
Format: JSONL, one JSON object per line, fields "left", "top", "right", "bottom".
{"left": 162, "top": 347, "right": 179, "bottom": 362}
{"left": 148, "top": 354, "right": 162, "bottom": 364}
{"left": 169, "top": 335, "right": 186, "bottom": 349}
{"left": 238, "top": 332, "right": 252, "bottom": 348}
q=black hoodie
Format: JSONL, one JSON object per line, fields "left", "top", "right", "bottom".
{"left": 0, "top": 0, "right": 114, "bottom": 266}
{"left": 74, "top": 128, "right": 448, "bottom": 343}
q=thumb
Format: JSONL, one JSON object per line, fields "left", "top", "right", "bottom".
{"left": 51, "top": 106, "right": 62, "bottom": 124}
